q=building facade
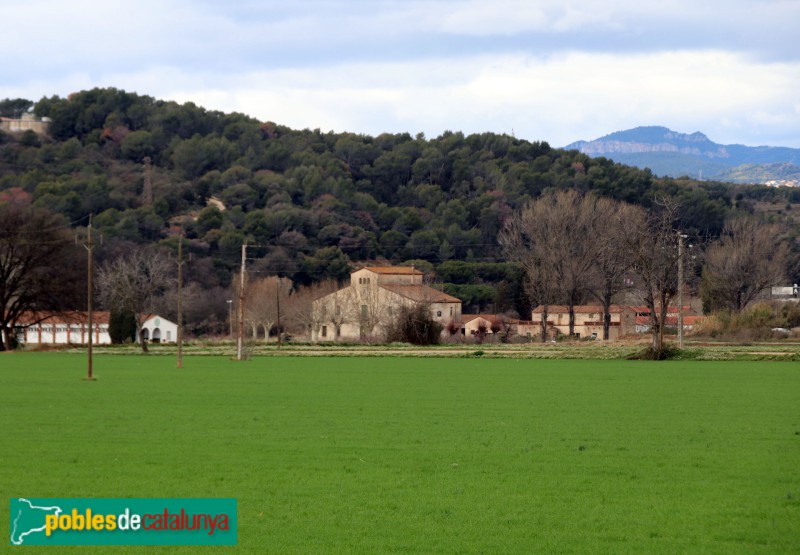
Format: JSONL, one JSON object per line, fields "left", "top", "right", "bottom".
{"left": 10, "top": 311, "right": 111, "bottom": 345}
{"left": 529, "top": 305, "right": 637, "bottom": 340}
{"left": 137, "top": 315, "right": 179, "bottom": 343}
{"left": 312, "top": 267, "right": 462, "bottom": 341}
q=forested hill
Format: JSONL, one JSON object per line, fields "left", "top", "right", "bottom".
{"left": 1, "top": 89, "right": 797, "bottom": 304}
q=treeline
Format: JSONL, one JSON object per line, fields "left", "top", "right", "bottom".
{"left": 1, "top": 89, "right": 799, "bottom": 319}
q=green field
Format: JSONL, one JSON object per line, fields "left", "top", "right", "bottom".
{"left": 2, "top": 354, "right": 799, "bottom": 553}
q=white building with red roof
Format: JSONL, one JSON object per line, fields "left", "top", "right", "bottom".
{"left": 9, "top": 311, "right": 111, "bottom": 345}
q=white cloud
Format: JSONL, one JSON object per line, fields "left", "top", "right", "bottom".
{"left": 1, "top": 0, "right": 799, "bottom": 147}
{"left": 79, "top": 49, "right": 797, "bottom": 148}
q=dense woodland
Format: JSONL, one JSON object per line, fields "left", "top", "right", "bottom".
{"left": 1, "top": 89, "right": 798, "bottom": 338}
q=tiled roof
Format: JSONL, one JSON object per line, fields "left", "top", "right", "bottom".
{"left": 462, "top": 314, "right": 502, "bottom": 324}
{"left": 522, "top": 320, "right": 621, "bottom": 327}
{"left": 532, "top": 305, "right": 629, "bottom": 314}
{"left": 15, "top": 311, "right": 111, "bottom": 325}
{"left": 363, "top": 266, "right": 423, "bottom": 275}
{"left": 635, "top": 315, "right": 701, "bottom": 325}
{"left": 380, "top": 284, "right": 461, "bottom": 303}
{"left": 629, "top": 305, "right": 693, "bottom": 314}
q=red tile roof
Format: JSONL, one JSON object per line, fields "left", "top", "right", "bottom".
{"left": 532, "top": 305, "right": 630, "bottom": 314}
{"left": 461, "top": 314, "right": 503, "bottom": 325}
{"left": 363, "top": 266, "right": 423, "bottom": 275}
{"left": 629, "top": 306, "right": 693, "bottom": 314}
{"left": 15, "top": 311, "right": 110, "bottom": 325}
{"left": 635, "top": 315, "right": 701, "bottom": 326}
{"left": 380, "top": 284, "right": 461, "bottom": 303}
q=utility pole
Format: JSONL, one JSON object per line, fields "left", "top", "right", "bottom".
{"left": 276, "top": 276, "right": 282, "bottom": 350}
{"left": 177, "top": 231, "right": 184, "bottom": 369}
{"left": 83, "top": 215, "right": 95, "bottom": 380}
{"left": 237, "top": 243, "right": 247, "bottom": 361}
{"left": 677, "top": 233, "right": 687, "bottom": 349}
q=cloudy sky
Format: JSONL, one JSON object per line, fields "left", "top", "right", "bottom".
{"left": 2, "top": 0, "right": 798, "bottom": 147}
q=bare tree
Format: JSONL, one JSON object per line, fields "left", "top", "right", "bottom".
{"left": 700, "top": 217, "right": 789, "bottom": 312}
{"left": 500, "top": 190, "right": 601, "bottom": 341}
{"left": 244, "top": 276, "right": 290, "bottom": 341}
{"left": 501, "top": 209, "right": 557, "bottom": 342}
{"left": 551, "top": 192, "right": 604, "bottom": 336}
{"left": 624, "top": 200, "right": 681, "bottom": 354}
{"left": 353, "top": 277, "right": 393, "bottom": 340}
{"left": 0, "top": 205, "right": 83, "bottom": 350}
{"left": 154, "top": 282, "right": 229, "bottom": 337}
{"left": 285, "top": 280, "right": 340, "bottom": 339}
{"left": 97, "top": 249, "right": 172, "bottom": 352}
{"left": 588, "top": 199, "right": 642, "bottom": 340}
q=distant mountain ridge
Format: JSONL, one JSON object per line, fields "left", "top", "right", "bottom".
{"left": 564, "top": 126, "right": 800, "bottom": 185}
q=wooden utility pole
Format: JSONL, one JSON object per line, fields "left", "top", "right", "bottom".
{"left": 237, "top": 243, "right": 247, "bottom": 361}
{"left": 84, "top": 215, "right": 95, "bottom": 380}
{"left": 177, "top": 231, "right": 184, "bottom": 368}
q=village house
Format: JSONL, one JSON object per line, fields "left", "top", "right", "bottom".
{"left": 630, "top": 305, "right": 697, "bottom": 333}
{"left": 8, "top": 311, "right": 112, "bottom": 345}
{"left": 312, "top": 266, "right": 462, "bottom": 341}
{"left": 461, "top": 314, "right": 504, "bottom": 338}
{"left": 529, "top": 305, "right": 637, "bottom": 340}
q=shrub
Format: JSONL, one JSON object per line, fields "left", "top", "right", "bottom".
{"left": 737, "top": 303, "right": 774, "bottom": 329}
{"left": 385, "top": 304, "right": 442, "bottom": 346}
{"left": 109, "top": 309, "right": 137, "bottom": 344}
{"left": 693, "top": 302, "right": 792, "bottom": 341}
{"left": 627, "top": 344, "right": 682, "bottom": 360}
{"left": 783, "top": 303, "right": 800, "bottom": 328}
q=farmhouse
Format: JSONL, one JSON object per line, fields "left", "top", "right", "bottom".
{"left": 8, "top": 311, "right": 111, "bottom": 345}
{"left": 312, "top": 266, "right": 461, "bottom": 341}
{"left": 530, "top": 305, "right": 637, "bottom": 340}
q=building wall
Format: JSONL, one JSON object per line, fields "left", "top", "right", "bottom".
{"left": 0, "top": 115, "right": 49, "bottom": 134}
{"left": 351, "top": 268, "right": 422, "bottom": 286}
{"left": 462, "top": 317, "right": 498, "bottom": 337}
{"left": 313, "top": 284, "right": 409, "bottom": 341}
{"left": 15, "top": 323, "right": 111, "bottom": 345}
{"left": 312, "top": 282, "right": 460, "bottom": 341}
{"left": 430, "top": 301, "right": 461, "bottom": 327}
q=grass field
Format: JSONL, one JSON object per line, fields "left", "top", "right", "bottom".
{"left": 1, "top": 353, "right": 799, "bottom": 553}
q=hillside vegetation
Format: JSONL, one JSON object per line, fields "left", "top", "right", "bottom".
{"left": 1, "top": 89, "right": 798, "bottom": 324}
